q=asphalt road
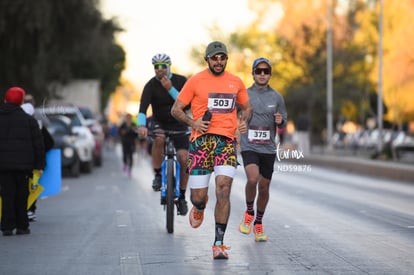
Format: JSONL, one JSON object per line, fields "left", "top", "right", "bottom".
{"left": 1, "top": 145, "right": 413, "bottom": 275}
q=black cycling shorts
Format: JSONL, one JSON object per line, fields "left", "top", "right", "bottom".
{"left": 240, "top": 150, "right": 276, "bottom": 180}
{"left": 151, "top": 121, "right": 189, "bottom": 151}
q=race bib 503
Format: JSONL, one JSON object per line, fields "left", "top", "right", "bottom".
{"left": 207, "top": 93, "right": 236, "bottom": 113}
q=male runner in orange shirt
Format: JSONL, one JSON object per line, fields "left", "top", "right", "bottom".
{"left": 171, "top": 41, "right": 251, "bottom": 260}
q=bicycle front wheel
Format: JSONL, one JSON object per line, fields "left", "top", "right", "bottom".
{"left": 166, "top": 158, "right": 175, "bottom": 233}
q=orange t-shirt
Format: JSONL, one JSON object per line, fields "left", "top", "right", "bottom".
{"left": 177, "top": 69, "right": 249, "bottom": 141}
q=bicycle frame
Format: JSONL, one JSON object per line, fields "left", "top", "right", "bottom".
{"left": 151, "top": 129, "right": 189, "bottom": 234}
{"left": 160, "top": 136, "right": 181, "bottom": 207}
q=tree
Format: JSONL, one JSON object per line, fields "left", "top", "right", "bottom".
{"left": 192, "top": 0, "right": 413, "bottom": 140}
{"left": 0, "top": 0, "right": 125, "bottom": 111}
{"left": 372, "top": 1, "right": 414, "bottom": 124}
{"left": 200, "top": 0, "right": 380, "bottom": 143}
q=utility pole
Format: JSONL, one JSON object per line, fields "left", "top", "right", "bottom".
{"left": 377, "top": 0, "right": 384, "bottom": 153}
{"left": 326, "top": 0, "right": 333, "bottom": 152}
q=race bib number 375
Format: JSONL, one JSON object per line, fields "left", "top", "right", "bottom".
{"left": 248, "top": 126, "right": 271, "bottom": 144}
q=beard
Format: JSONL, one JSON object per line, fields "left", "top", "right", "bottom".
{"left": 208, "top": 63, "right": 226, "bottom": 76}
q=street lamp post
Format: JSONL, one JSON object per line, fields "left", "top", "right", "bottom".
{"left": 377, "top": 0, "right": 384, "bottom": 153}
{"left": 327, "top": 0, "right": 333, "bottom": 152}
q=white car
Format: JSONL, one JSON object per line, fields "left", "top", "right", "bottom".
{"left": 36, "top": 105, "right": 95, "bottom": 173}
{"left": 78, "top": 106, "right": 104, "bottom": 166}
{"left": 391, "top": 131, "right": 414, "bottom": 162}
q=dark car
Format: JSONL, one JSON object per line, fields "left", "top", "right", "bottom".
{"left": 46, "top": 116, "right": 81, "bottom": 177}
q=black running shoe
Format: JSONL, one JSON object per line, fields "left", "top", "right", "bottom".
{"left": 160, "top": 196, "right": 167, "bottom": 205}
{"left": 152, "top": 174, "right": 161, "bottom": 191}
{"left": 177, "top": 198, "right": 188, "bottom": 216}
{"left": 16, "top": 228, "right": 30, "bottom": 235}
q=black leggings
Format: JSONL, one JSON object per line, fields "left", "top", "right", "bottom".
{"left": 122, "top": 142, "right": 135, "bottom": 168}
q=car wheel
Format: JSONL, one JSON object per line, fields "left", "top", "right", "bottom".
{"left": 81, "top": 160, "right": 93, "bottom": 173}
{"left": 70, "top": 158, "right": 81, "bottom": 178}
{"left": 94, "top": 154, "right": 102, "bottom": 167}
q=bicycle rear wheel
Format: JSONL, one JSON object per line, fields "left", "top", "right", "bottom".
{"left": 166, "top": 159, "right": 175, "bottom": 233}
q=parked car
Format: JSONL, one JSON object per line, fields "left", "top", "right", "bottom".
{"left": 46, "top": 116, "right": 81, "bottom": 177}
{"left": 36, "top": 105, "right": 95, "bottom": 173}
{"left": 78, "top": 106, "right": 104, "bottom": 166}
{"left": 391, "top": 131, "right": 414, "bottom": 162}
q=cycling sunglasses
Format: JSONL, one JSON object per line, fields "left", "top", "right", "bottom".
{"left": 154, "top": 63, "right": 168, "bottom": 70}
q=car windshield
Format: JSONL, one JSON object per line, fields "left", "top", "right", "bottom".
{"left": 47, "top": 120, "right": 70, "bottom": 135}
{"left": 79, "top": 107, "right": 94, "bottom": 120}
{"left": 46, "top": 113, "right": 82, "bottom": 127}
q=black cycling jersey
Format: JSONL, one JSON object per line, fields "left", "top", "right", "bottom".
{"left": 139, "top": 73, "right": 187, "bottom": 129}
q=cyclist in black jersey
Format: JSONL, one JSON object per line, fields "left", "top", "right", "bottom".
{"left": 137, "top": 53, "right": 189, "bottom": 216}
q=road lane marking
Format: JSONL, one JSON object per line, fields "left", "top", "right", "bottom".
{"left": 120, "top": 253, "right": 143, "bottom": 275}
{"left": 115, "top": 209, "right": 131, "bottom": 228}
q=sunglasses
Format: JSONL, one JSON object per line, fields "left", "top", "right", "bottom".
{"left": 209, "top": 54, "right": 228, "bottom": 62}
{"left": 154, "top": 63, "right": 168, "bottom": 70}
{"left": 254, "top": 68, "right": 271, "bottom": 75}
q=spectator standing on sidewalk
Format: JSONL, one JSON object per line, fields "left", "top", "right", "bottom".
{"left": 238, "top": 57, "right": 287, "bottom": 242}
{"left": 0, "top": 87, "right": 45, "bottom": 236}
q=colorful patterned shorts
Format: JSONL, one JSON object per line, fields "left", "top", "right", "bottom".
{"left": 187, "top": 134, "right": 237, "bottom": 176}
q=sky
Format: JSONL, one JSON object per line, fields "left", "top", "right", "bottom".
{"left": 100, "top": 0, "right": 255, "bottom": 90}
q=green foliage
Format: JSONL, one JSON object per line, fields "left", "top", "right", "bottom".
{"left": 0, "top": 0, "right": 125, "bottom": 110}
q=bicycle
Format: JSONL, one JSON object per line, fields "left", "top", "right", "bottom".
{"left": 149, "top": 129, "right": 190, "bottom": 233}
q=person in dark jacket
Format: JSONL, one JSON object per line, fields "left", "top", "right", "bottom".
{"left": 0, "top": 87, "right": 46, "bottom": 236}
{"left": 137, "top": 53, "right": 189, "bottom": 216}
